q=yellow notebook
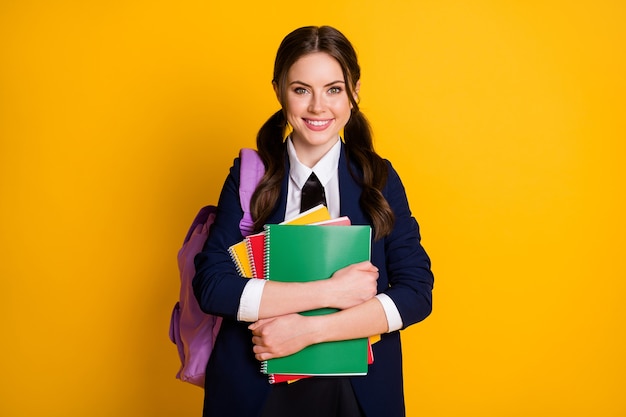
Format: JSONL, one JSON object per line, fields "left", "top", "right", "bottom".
{"left": 280, "top": 204, "right": 330, "bottom": 225}
{"left": 228, "top": 240, "right": 253, "bottom": 278}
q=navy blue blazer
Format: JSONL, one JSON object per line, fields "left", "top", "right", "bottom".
{"left": 193, "top": 147, "right": 434, "bottom": 417}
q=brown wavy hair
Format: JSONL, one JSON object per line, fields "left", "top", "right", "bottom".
{"left": 250, "top": 26, "right": 394, "bottom": 240}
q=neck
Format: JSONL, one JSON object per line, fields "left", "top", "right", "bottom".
{"left": 290, "top": 136, "right": 340, "bottom": 168}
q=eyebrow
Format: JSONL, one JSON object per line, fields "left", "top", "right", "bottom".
{"left": 288, "top": 80, "right": 346, "bottom": 88}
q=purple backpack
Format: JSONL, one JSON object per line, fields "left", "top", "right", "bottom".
{"left": 169, "top": 148, "right": 265, "bottom": 387}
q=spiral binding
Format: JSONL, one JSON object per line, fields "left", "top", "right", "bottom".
{"left": 263, "top": 225, "right": 271, "bottom": 280}
{"left": 244, "top": 238, "right": 257, "bottom": 278}
{"left": 228, "top": 246, "right": 246, "bottom": 277}
{"left": 261, "top": 225, "right": 271, "bottom": 379}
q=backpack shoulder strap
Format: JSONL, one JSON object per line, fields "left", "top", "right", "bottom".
{"left": 238, "top": 148, "right": 264, "bottom": 236}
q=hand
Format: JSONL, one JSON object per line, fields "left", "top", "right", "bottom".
{"left": 249, "top": 314, "right": 317, "bottom": 361}
{"left": 325, "top": 261, "right": 379, "bottom": 310}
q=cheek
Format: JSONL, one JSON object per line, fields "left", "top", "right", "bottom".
{"left": 333, "top": 100, "right": 352, "bottom": 119}
{"left": 283, "top": 99, "right": 306, "bottom": 117}
{"left": 284, "top": 108, "right": 302, "bottom": 124}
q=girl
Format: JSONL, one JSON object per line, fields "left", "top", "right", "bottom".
{"left": 193, "top": 25, "right": 434, "bottom": 417}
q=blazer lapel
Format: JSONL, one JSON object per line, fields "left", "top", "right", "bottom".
{"left": 338, "top": 146, "right": 368, "bottom": 225}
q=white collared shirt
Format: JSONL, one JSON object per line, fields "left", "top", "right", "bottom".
{"left": 284, "top": 136, "right": 342, "bottom": 220}
{"left": 237, "top": 137, "right": 403, "bottom": 332}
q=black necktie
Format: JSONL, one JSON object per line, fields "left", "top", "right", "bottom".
{"left": 300, "top": 172, "right": 327, "bottom": 213}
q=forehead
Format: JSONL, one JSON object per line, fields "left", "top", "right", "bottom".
{"left": 287, "top": 52, "right": 344, "bottom": 83}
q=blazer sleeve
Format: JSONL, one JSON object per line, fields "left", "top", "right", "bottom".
{"left": 192, "top": 156, "right": 251, "bottom": 320}
{"left": 381, "top": 161, "right": 434, "bottom": 328}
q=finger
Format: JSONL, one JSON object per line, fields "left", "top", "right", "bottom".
{"left": 354, "top": 261, "right": 378, "bottom": 272}
{"left": 249, "top": 321, "right": 267, "bottom": 333}
{"left": 253, "top": 345, "right": 275, "bottom": 361}
{"left": 248, "top": 317, "right": 276, "bottom": 331}
{"left": 252, "top": 342, "right": 266, "bottom": 353}
{"left": 248, "top": 321, "right": 260, "bottom": 331}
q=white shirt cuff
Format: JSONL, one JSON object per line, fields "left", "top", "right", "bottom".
{"left": 375, "top": 293, "right": 403, "bottom": 332}
{"left": 237, "top": 279, "right": 266, "bottom": 322}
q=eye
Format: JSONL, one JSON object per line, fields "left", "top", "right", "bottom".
{"left": 328, "top": 86, "right": 343, "bottom": 94}
{"left": 293, "top": 87, "right": 309, "bottom": 95}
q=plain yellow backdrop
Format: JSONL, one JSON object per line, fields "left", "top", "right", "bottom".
{"left": 1, "top": 1, "right": 625, "bottom": 416}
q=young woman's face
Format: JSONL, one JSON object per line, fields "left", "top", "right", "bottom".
{"left": 278, "top": 52, "right": 358, "bottom": 165}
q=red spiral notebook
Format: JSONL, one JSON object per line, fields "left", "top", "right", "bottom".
{"left": 245, "top": 232, "right": 266, "bottom": 279}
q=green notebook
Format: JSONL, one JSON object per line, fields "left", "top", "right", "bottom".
{"left": 262, "top": 224, "right": 372, "bottom": 376}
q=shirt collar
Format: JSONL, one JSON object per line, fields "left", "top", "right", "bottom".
{"left": 287, "top": 136, "right": 341, "bottom": 189}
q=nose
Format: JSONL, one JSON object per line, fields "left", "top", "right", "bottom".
{"left": 308, "top": 93, "right": 324, "bottom": 113}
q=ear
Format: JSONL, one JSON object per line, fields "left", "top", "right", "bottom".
{"left": 272, "top": 81, "right": 280, "bottom": 102}
{"left": 353, "top": 80, "right": 361, "bottom": 103}
{"left": 350, "top": 80, "right": 361, "bottom": 108}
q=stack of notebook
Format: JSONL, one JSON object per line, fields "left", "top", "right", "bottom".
{"left": 227, "top": 205, "right": 375, "bottom": 384}
{"left": 228, "top": 205, "right": 342, "bottom": 279}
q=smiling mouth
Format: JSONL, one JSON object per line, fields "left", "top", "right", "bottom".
{"left": 304, "top": 119, "right": 332, "bottom": 127}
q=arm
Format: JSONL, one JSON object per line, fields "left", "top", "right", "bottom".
{"left": 193, "top": 158, "right": 258, "bottom": 318}
{"left": 380, "top": 162, "right": 434, "bottom": 327}
{"left": 256, "top": 260, "right": 379, "bottom": 319}
{"left": 249, "top": 297, "right": 388, "bottom": 361}
{"left": 249, "top": 253, "right": 388, "bottom": 360}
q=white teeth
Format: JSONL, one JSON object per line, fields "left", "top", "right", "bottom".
{"left": 306, "top": 119, "right": 330, "bottom": 126}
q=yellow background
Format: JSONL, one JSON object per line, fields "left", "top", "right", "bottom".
{"left": 1, "top": 1, "right": 625, "bottom": 416}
